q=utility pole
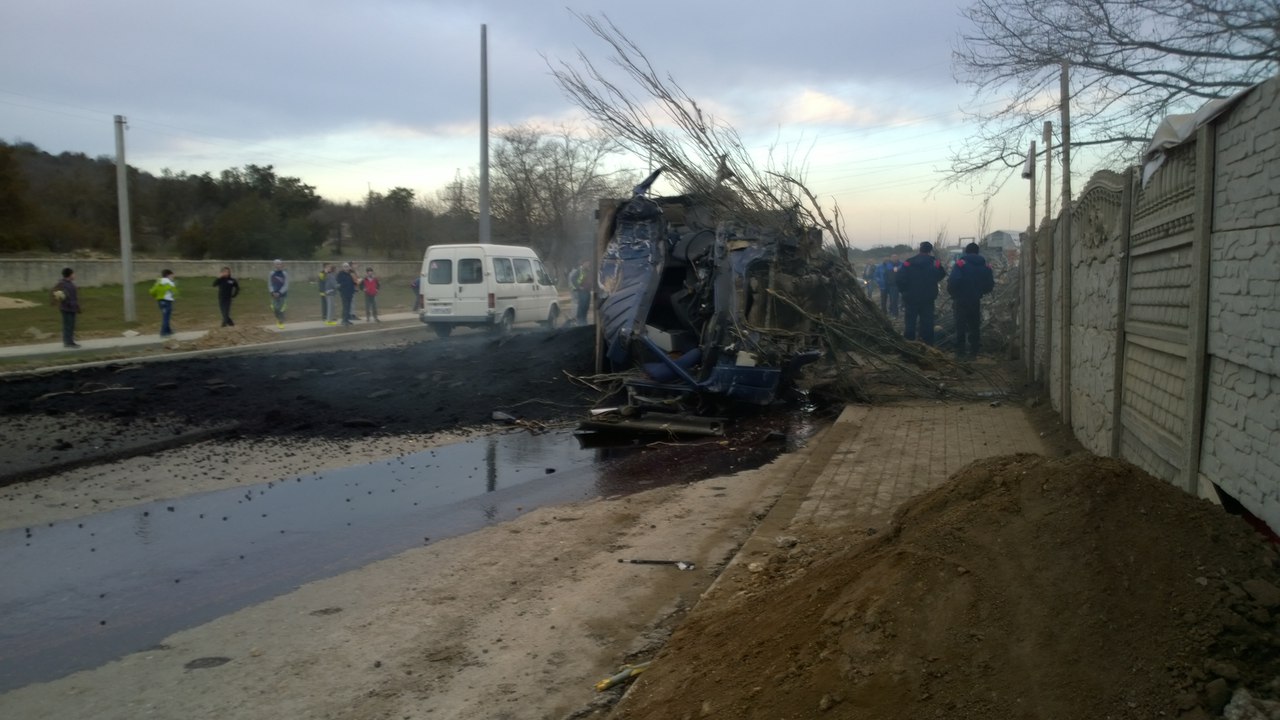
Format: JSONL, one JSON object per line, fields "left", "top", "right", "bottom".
{"left": 478, "top": 24, "right": 491, "bottom": 244}
{"left": 1059, "top": 61, "right": 1073, "bottom": 427}
{"left": 114, "top": 115, "right": 136, "bottom": 322}
{"left": 1023, "top": 141, "right": 1037, "bottom": 377}
{"left": 1042, "top": 122, "right": 1052, "bottom": 223}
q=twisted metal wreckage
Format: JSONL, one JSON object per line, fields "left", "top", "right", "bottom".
{"left": 581, "top": 169, "right": 837, "bottom": 436}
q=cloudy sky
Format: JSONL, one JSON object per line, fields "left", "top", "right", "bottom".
{"left": 1, "top": 0, "right": 1038, "bottom": 249}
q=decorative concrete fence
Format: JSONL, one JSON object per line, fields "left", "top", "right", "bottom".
{"left": 1022, "top": 74, "right": 1280, "bottom": 533}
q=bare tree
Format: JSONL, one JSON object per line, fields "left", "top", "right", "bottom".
{"left": 548, "top": 12, "right": 830, "bottom": 239}
{"left": 976, "top": 197, "right": 992, "bottom": 242}
{"left": 489, "top": 123, "right": 632, "bottom": 269}
{"left": 950, "top": 0, "right": 1279, "bottom": 190}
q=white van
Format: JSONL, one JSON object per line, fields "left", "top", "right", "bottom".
{"left": 418, "top": 244, "right": 561, "bottom": 337}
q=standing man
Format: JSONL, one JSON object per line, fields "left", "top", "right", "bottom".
{"left": 862, "top": 262, "right": 877, "bottom": 302}
{"left": 269, "top": 259, "right": 289, "bottom": 329}
{"left": 896, "top": 241, "right": 946, "bottom": 345}
{"left": 150, "top": 269, "right": 178, "bottom": 337}
{"left": 212, "top": 266, "right": 240, "bottom": 327}
{"left": 317, "top": 264, "right": 329, "bottom": 321}
{"left": 336, "top": 262, "right": 357, "bottom": 326}
{"left": 568, "top": 259, "right": 591, "bottom": 327}
{"left": 947, "top": 242, "right": 995, "bottom": 360}
{"left": 52, "top": 267, "right": 81, "bottom": 349}
{"left": 875, "top": 254, "right": 902, "bottom": 318}
{"left": 321, "top": 263, "right": 338, "bottom": 325}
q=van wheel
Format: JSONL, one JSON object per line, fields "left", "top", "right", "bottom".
{"left": 432, "top": 324, "right": 453, "bottom": 338}
{"left": 544, "top": 305, "right": 560, "bottom": 329}
{"left": 492, "top": 310, "right": 514, "bottom": 335}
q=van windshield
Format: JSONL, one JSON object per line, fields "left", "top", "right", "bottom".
{"left": 427, "top": 259, "right": 452, "bottom": 284}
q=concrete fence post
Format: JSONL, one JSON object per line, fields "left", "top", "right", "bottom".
{"left": 1184, "top": 124, "right": 1216, "bottom": 495}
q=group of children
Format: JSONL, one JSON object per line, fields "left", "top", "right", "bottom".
{"left": 239, "top": 260, "right": 385, "bottom": 330}
{"left": 313, "top": 261, "right": 382, "bottom": 327}
{"left": 54, "top": 262, "right": 389, "bottom": 348}
{"left": 156, "top": 261, "right": 386, "bottom": 333}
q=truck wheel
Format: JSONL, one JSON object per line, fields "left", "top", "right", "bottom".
{"left": 432, "top": 324, "right": 453, "bottom": 338}
{"left": 544, "top": 305, "right": 560, "bottom": 329}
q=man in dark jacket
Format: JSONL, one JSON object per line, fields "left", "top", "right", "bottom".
{"left": 336, "top": 262, "right": 358, "bottom": 326}
{"left": 947, "top": 242, "right": 996, "bottom": 359}
{"left": 53, "top": 267, "right": 81, "bottom": 348}
{"left": 212, "top": 266, "right": 240, "bottom": 327}
{"left": 896, "top": 241, "right": 947, "bottom": 345}
{"left": 874, "top": 254, "right": 902, "bottom": 318}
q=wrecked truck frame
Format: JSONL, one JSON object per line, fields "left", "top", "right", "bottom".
{"left": 582, "top": 169, "right": 834, "bottom": 437}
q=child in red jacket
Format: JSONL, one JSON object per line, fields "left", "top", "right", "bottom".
{"left": 359, "top": 267, "right": 381, "bottom": 322}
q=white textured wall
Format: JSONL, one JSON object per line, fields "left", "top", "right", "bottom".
{"left": 1201, "top": 73, "right": 1280, "bottom": 529}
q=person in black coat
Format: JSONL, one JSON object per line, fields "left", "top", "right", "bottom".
{"left": 52, "top": 267, "right": 81, "bottom": 348}
{"left": 212, "top": 266, "right": 241, "bottom": 327}
{"left": 336, "top": 262, "right": 358, "bottom": 326}
{"left": 895, "top": 241, "right": 947, "bottom": 345}
{"left": 947, "top": 242, "right": 995, "bottom": 359}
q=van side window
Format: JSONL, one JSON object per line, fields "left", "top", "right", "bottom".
{"left": 458, "top": 258, "right": 484, "bottom": 284}
{"left": 534, "top": 260, "right": 553, "bottom": 286}
{"left": 493, "top": 258, "right": 515, "bottom": 284}
{"left": 513, "top": 258, "right": 535, "bottom": 284}
{"left": 427, "top": 259, "right": 452, "bottom": 284}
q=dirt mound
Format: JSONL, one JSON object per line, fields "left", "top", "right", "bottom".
{"left": 613, "top": 454, "right": 1280, "bottom": 720}
{"left": 184, "top": 325, "right": 279, "bottom": 350}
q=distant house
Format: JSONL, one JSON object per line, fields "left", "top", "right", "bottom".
{"left": 982, "top": 230, "right": 1023, "bottom": 250}
{"left": 981, "top": 230, "right": 1024, "bottom": 269}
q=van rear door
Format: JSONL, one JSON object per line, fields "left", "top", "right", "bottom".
{"left": 424, "top": 248, "right": 489, "bottom": 321}
{"left": 423, "top": 251, "right": 455, "bottom": 317}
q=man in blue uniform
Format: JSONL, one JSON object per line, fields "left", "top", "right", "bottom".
{"left": 895, "top": 241, "right": 946, "bottom": 345}
{"left": 874, "top": 254, "right": 902, "bottom": 318}
{"left": 947, "top": 242, "right": 995, "bottom": 359}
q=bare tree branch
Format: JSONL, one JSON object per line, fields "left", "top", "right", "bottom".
{"left": 949, "top": 0, "right": 1278, "bottom": 188}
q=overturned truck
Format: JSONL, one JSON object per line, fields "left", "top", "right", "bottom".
{"left": 583, "top": 170, "right": 836, "bottom": 436}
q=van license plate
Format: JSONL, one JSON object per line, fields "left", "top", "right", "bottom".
{"left": 428, "top": 307, "right": 451, "bottom": 315}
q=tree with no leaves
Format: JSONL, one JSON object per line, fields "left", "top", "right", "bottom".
{"left": 489, "top": 123, "right": 633, "bottom": 269}
{"left": 950, "top": 0, "right": 1279, "bottom": 191}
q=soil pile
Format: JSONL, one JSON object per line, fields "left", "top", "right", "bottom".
{"left": 613, "top": 454, "right": 1280, "bottom": 720}
{"left": 184, "top": 325, "right": 278, "bottom": 350}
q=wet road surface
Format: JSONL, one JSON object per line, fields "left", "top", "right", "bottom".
{"left": 0, "top": 411, "right": 818, "bottom": 692}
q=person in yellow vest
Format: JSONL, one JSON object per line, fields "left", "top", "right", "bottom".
{"left": 149, "top": 269, "right": 178, "bottom": 337}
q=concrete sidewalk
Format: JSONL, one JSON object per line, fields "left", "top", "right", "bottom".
{"left": 0, "top": 312, "right": 425, "bottom": 360}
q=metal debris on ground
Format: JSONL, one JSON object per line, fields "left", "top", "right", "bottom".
{"left": 617, "top": 558, "right": 696, "bottom": 571}
{"left": 595, "top": 661, "right": 652, "bottom": 692}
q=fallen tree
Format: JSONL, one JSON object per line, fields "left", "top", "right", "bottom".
{"left": 550, "top": 14, "right": 1015, "bottom": 407}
